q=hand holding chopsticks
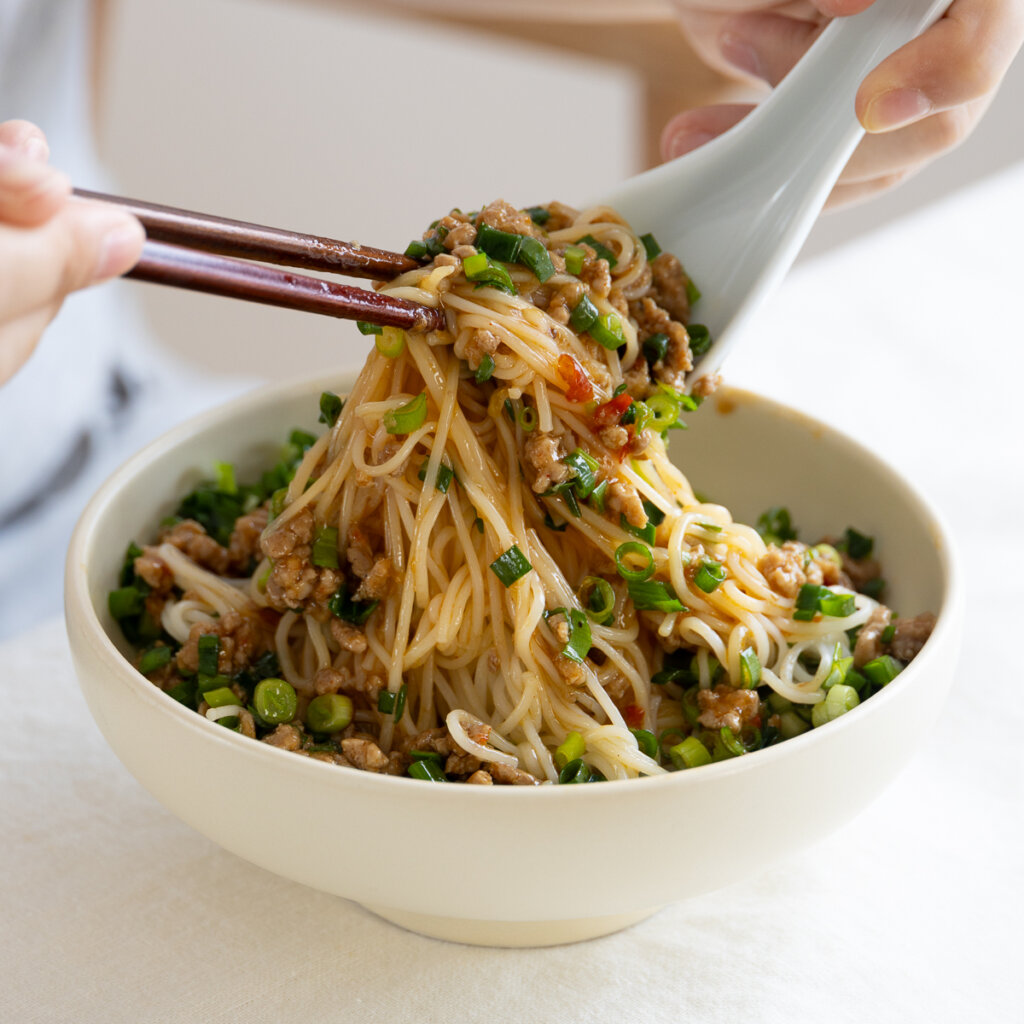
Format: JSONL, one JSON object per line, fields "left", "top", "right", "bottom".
{"left": 74, "top": 189, "right": 443, "bottom": 333}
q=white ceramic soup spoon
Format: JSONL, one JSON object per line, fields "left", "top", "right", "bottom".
{"left": 601, "top": 0, "right": 950, "bottom": 388}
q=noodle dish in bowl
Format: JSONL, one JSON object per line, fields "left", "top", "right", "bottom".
{"left": 65, "top": 200, "right": 961, "bottom": 946}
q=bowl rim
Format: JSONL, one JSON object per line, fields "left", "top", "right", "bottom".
{"left": 65, "top": 369, "right": 963, "bottom": 801}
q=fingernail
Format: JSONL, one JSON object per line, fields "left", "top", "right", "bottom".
{"left": 665, "top": 130, "right": 715, "bottom": 159}
{"left": 92, "top": 220, "right": 145, "bottom": 282}
{"left": 864, "top": 88, "right": 931, "bottom": 132}
{"left": 719, "top": 31, "right": 763, "bottom": 78}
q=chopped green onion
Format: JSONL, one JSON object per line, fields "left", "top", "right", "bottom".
{"left": 553, "top": 607, "right": 592, "bottom": 664}
{"left": 542, "top": 510, "right": 567, "bottom": 532}
{"left": 562, "top": 487, "right": 582, "bottom": 518}
{"left": 757, "top": 506, "right": 798, "bottom": 545}
{"left": 203, "top": 686, "right": 239, "bottom": 709}
{"left": 693, "top": 559, "right": 726, "bottom": 594}
{"left": 312, "top": 525, "right": 339, "bottom": 569}
{"left": 517, "top": 404, "right": 538, "bottom": 432}
{"left": 383, "top": 392, "right": 427, "bottom": 435}
{"left": 631, "top": 728, "right": 658, "bottom": 758}
{"left": 811, "top": 683, "right": 859, "bottom": 727}
{"left": 165, "top": 677, "right": 198, "bottom": 708}
{"left": 196, "top": 673, "right": 231, "bottom": 702}
{"left": 503, "top": 398, "right": 515, "bottom": 421}
{"left": 620, "top": 514, "right": 656, "bottom": 545}
{"left": 589, "top": 479, "right": 608, "bottom": 514}
{"left": 253, "top": 678, "right": 298, "bottom": 725}
{"left": 356, "top": 320, "right": 383, "bottom": 335}
{"left": 554, "top": 731, "right": 586, "bottom": 770}
{"left": 630, "top": 401, "right": 654, "bottom": 433}
{"left": 462, "top": 252, "right": 516, "bottom": 295}
{"left": 588, "top": 312, "right": 625, "bottom": 351}
{"left": 627, "top": 579, "right": 686, "bottom": 613}
{"left": 305, "top": 694, "right": 353, "bottom": 734}
{"left": 475, "top": 353, "right": 495, "bottom": 383}
{"left": 408, "top": 759, "right": 446, "bottom": 782}
{"left": 404, "top": 239, "right": 429, "bottom": 259}
{"left": 669, "top": 736, "right": 711, "bottom": 769}
{"left": 843, "top": 527, "right": 875, "bottom": 560}
{"left": 819, "top": 591, "right": 856, "bottom": 617}
{"left": 557, "top": 758, "right": 592, "bottom": 784}
{"left": 569, "top": 295, "right": 599, "bottom": 333}
{"left": 269, "top": 487, "right": 288, "bottom": 520}
{"left": 578, "top": 576, "right": 615, "bottom": 626}
{"left": 579, "top": 233, "right": 617, "bottom": 268}
{"left": 489, "top": 545, "right": 532, "bottom": 587}
{"left": 640, "top": 233, "right": 661, "bottom": 260}
{"left": 475, "top": 223, "right": 523, "bottom": 262}
{"left": 564, "top": 245, "right": 586, "bottom": 276}
{"left": 881, "top": 623, "right": 896, "bottom": 644}
{"left": 684, "top": 276, "right": 701, "bottom": 306}
{"left": 375, "top": 326, "right": 406, "bottom": 358}
{"left": 739, "top": 647, "right": 761, "bottom": 688}
{"left": 377, "top": 690, "right": 396, "bottom": 714}
{"left": 393, "top": 683, "right": 407, "bottom": 722}
{"left": 327, "top": 582, "right": 378, "bottom": 625}
{"left": 108, "top": 586, "right": 144, "bottom": 620}
{"left": 615, "top": 541, "right": 655, "bottom": 582}
{"left": 418, "top": 460, "right": 454, "bottom": 493}
{"left": 822, "top": 644, "right": 854, "bottom": 690}
{"left": 640, "top": 499, "right": 665, "bottom": 527}
{"left": 473, "top": 516, "right": 484, "bottom": 534}
{"left": 719, "top": 727, "right": 747, "bottom": 757}
{"left": 561, "top": 448, "right": 599, "bottom": 498}
{"left": 861, "top": 577, "right": 886, "bottom": 600}
{"left": 779, "top": 710, "right": 811, "bottom": 739}
{"left": 688, "top": 324, "right": 712, "bottom": 358}
{"left": 793, "top": 583, "right": 824, "bottom": 622}
{"left": 518, "top": 236, "right": 555, "bottom": 282}
{"left": 526, "top": 205, "right": 550, "bottom": 226}
{"left": 862, "top": 654, "right": 902, "bottom": 687}
{"left": 214, "top": 461, "right": 237, "bottom": 495}
{"left": 138, "top": 645, "right": 173, "bottom": 675}
{"left": 318, "top": 390, "right": 344, "bottom": 427}
{"left": 642, "top": 332, "right": 670, "bottom": 365}
{"left": 696, "top": 521, "right": 722, "bottom": 534}
{"left": 197, "top": 634, "right": 221, "bottom": 677}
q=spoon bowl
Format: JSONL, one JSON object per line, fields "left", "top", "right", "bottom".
{"left": 601, "top": 0, "right": 949, "bottom": 387}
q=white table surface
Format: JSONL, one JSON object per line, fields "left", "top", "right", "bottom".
{"left": 3, "top": 164, "right": 1023, "bottom": 1024}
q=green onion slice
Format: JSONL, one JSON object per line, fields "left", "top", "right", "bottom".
{"left": 138, "top": 645, "right": 173, "bottom": 675}
{"left": 819, "top": 591, "right": 856, "bottom": 618}
{"left": 305, "top": 694, "right": 354, "bottom": 734}
{"left": 564, "top": 245, "right": 586, "bottom": 276}
{"left": 630, "top": 728, "right": 659, "bottom": 758}
{"left": 408, "top": 759, "right": 446, "bottom": 782}
{"left": 560, "top": 448, "right": 599, "bottom": 498}
{"left": 375, "top": 326, "right": 406, "bottom": 358}
{"left": 356, "top": 320, "right": 383, "bottom": 335}
{"left": 615, "top": 541, "right": 655, "bottom": 582}
{"left": 739, "top": 647, "right": 761, "bottom": 688}
{"left": 688, "top": 324, "right": 712, "bottom": 358}
{"left": 588, "top": 312, "right": 625, "bottom": 351}
{"left": 547, "top": 607, "right": 593, "bottom": 664}
{"left": 620, "top": 514, "right": 656, "bottom": 545}
{"left": 518, "top": 236, "right": 555, "bottom": 282}
{"left": 569, "top": 295, "right": 599, "bottom": 333}
{"left": 554, "top": 731, "right": 586, "bottom": 770}
{"left": 327, "top": 582, "right": 378, "bottom": 625}
{"left": 489, "top": 545, "right": 532, "bottom": 587}
{"left": 557, "top": 757, "right": 592, "bottom": 784}
{"left": 669, "top": 736, "right": 711, "bottom": 770}
{"left": 318, "top": 391, "right": 344, "bottom": 427}
{"left": 197, "top": 634, "right": 221, "bottom": 677}
{"left": 642, "top": 332, "right": 670, "bottom": 365}
{"left": 843, "top": 526, "right": 875, "bottom": 560}
{"left": 475, "top": 353, "right": 495, "bottom": 383}
{"left": 383, "top": 392, "right": 427, "bottom": 435}
{"left": 311, "top": 525, "right": 339, "bottom": 568}
{"left": 693, "top": 559, "right": 726, "bottom": 594}
{"left": 646, "top": 393, "right": 679, "bottom": 432}
{"left": 640, "top": 233, "right": 661, "bottom": 260}
{"left": 475, "top": 223, "right": 523, "bottom": 262}
{"left": 462, "top": 252, "right": 517, "bottom": 295}
{"left": 526, "top": 205, "right": 550, "bottom": 226}
{"left": 417, "top": 460, "right": 454, "bottom": 494}
{"left": 578, "top": 233, "right": 618, "bottom": 268}
{"left": 577, "top": 576, "right": 615, "bottom": 625}
{"left": 627, "top": 579, "right": 686, "bottom": 613}
{"left": 862, "top": 654, "right": 902, "bottom": 687}
{"left": 811, "top": 683, "right": 859, "bottom": 727}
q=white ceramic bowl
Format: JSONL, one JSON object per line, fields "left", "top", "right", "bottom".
{"left": 65, "top": 372, "right": 962, "bottom": 947}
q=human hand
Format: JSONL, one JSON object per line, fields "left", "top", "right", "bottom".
{"left": 661, "top": 0, "right": 1024, "bottom": 207}
{"left": 0, "top": 120, "right": 145, "bottom": 386}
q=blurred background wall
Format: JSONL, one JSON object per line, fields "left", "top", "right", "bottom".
{"left": 94, "top": 0, "right": 1024, "bottom": 383}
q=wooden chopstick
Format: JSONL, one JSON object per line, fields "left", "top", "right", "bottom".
{"left": 74, "top": 189, "right": 444, "bottom": 332}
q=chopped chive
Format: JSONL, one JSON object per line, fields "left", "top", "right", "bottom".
{"left": 693, "top": 559, "right": 726, "bottom": 594}
{"left": 589, "top": 479, "right": 608, "bottom": 514}
{"left": 588, "top": 312, "right": 625, "bottom": 351}
{"left": 793, "top": 583, "right": 824, "bottom": 622}
{"left": 377, "top": 690, "right": 396, "bottom": 714}
{"left": 560, "top": 448, "right": 600, "bottom": 498}
{"left": 108, "top": 585, "right": 144, "bottom": 620}
{"left": 620, "top": 514, "right": 656, "bottom": 545}
{"left": 819, "top": 591, "right": 856, "bottom": 617}
{"left": 213, "top": 461, "right": 237, "bottom": 495}
{"left": 862, "top": 654, "right": 902, "bottom": 687}
{"left": 564, "top": 245, "right": 586, "bottom": 276}
{"left": 473, "top": 516, "right": 484, "bottom": 534}
{"left": 551, "top": 607, "right": 592, "bottom": 664}
{"left": 490, "top": 545, "right": 532, "bottom": 587}
{"left": 311, "top": 525, "right": 339, "bottom": 568}
{"left": 639, "top": 233, "right": 661, "bottom": 260}
{"left": 408, "top": 759, "right": 446, "bottom": 782}
{"left": 645, "top": 392, "right": 679, "bottom": 432}
{"left": 627, "top": 579, "right": 686, "bottom": 613}
{"left": 526, "top": 205, "right": 550, "bottom": 226}
{"left": 843, "top": 527, "right": 875, "bottom": 561}
{"left": 881, "top": 623, "right": 896, "bottom": 644}
{"left": 554, "top": 731, "right": 586, "bottom": 770}
{"left": 642, "top": 332, "right": 670, "bottom": 365}
{"left": 503, "top": 398, "right": 515, "bottom": 422}
{"left": 475, "top": 353, "right": 495, "bottom": 383}
{"left": 696, "top": 522, "right": 722, "bottom": 534}
{"left": 542, "top": 510, "right": 567, "bottom": 532}
{"left": 305, "top": 693, "right": 353, "bottom": 734}
{"left": 811, "top": 683, "right": 859, "bottom": 727}
{"left": 318, "top": 390, "right": 344, "bottom": 427}
{"left": 327, "top": 581, "right": 378, "bottom": 625}
{"left": 562, "top": 487, "right": 582, "bottom": 518}
{"left": 383, "top": 392, "right": 427, "bottom": 435}
{"left": 418, "top": 460, "right": 454, "bottom": 493}
{"left": 684, "top": 276, "right": 701, "bottom": 306}
{"left": 569, "top": 295, "right": 599, "bottom": 333}
{"left": 579, "top": 233, "right": 617, "bottom": 268}
{"left": 614, "top": 541, "right": 655, "bottom": 582}
{"left": 475, "top": 223, "right": 523, "bottom": 262}
{"left": 557, "top": 758, "right": 592, "bottom": 784}
{"left": 518, "top": 236, "right": 555, "bottom": 282}
{"left": 821, "top": 644, "right": 854, "bottom": 690}
{"left": 393, "top": 683, "right": 408, "bottom": 722}
{"left": 757, "top": 506, "right": 798, "bottom": 546}
{"left": 138, "top": 645, "right": 173, "bottom": 675}
{"left": 631, "top": 728, "right": 658, "bottom": 758}
{"left": 197, "top": 634, "right": 221, "bottom": 677}
{"left": 861, "top": 577, "right": 886, "bottom": 600}
{"left": 641, "top": 499, "right": 665, "bottom": 527}
{"left": 356, "top": 320, "right": 383, "bottom": 335}
{"left": 375, "top": 326, "right": 406, "bottom": 358}
{"left": 516, "top": 404, "right": 538, "bottom": 432}
{"left": 203, "top": 686, "right": 239, "bottom": 709}
{"left": 404, "top": 239, "right": 429, "bottom": 260}
{"left": 462, "top": 252, "right": 517, "bottom": 295}
{"left": 669, "top": 736, "right": 711, "bottom": 770}
{"left": 578, "top": 576, "right": 615, "bottom": 626}
{"left": 739, "top": 647, "right": 761, "bottom": 688}
{"left": 253, "top": 678, "right": 298, "bottom": 725}
{"left": 688, "top": 324, "right": 712, "bottom": 358}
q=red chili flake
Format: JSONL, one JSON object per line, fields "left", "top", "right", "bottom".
{"left": 556, "top": 354, "right": 594, "bottom": 403}
{"left": 592, "top": 393, "right": 632, "bottom": 429}
{"left": 623, "top": 703, "right": 645, "bottom": 729}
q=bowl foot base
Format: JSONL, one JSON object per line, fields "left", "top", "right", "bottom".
{"left": 361, "top": 903, "right": 658, "bottom": 947}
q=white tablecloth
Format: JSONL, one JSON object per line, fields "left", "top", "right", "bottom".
{"left": 3, "top": 165, "right": 1022, "bottom": 1023}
